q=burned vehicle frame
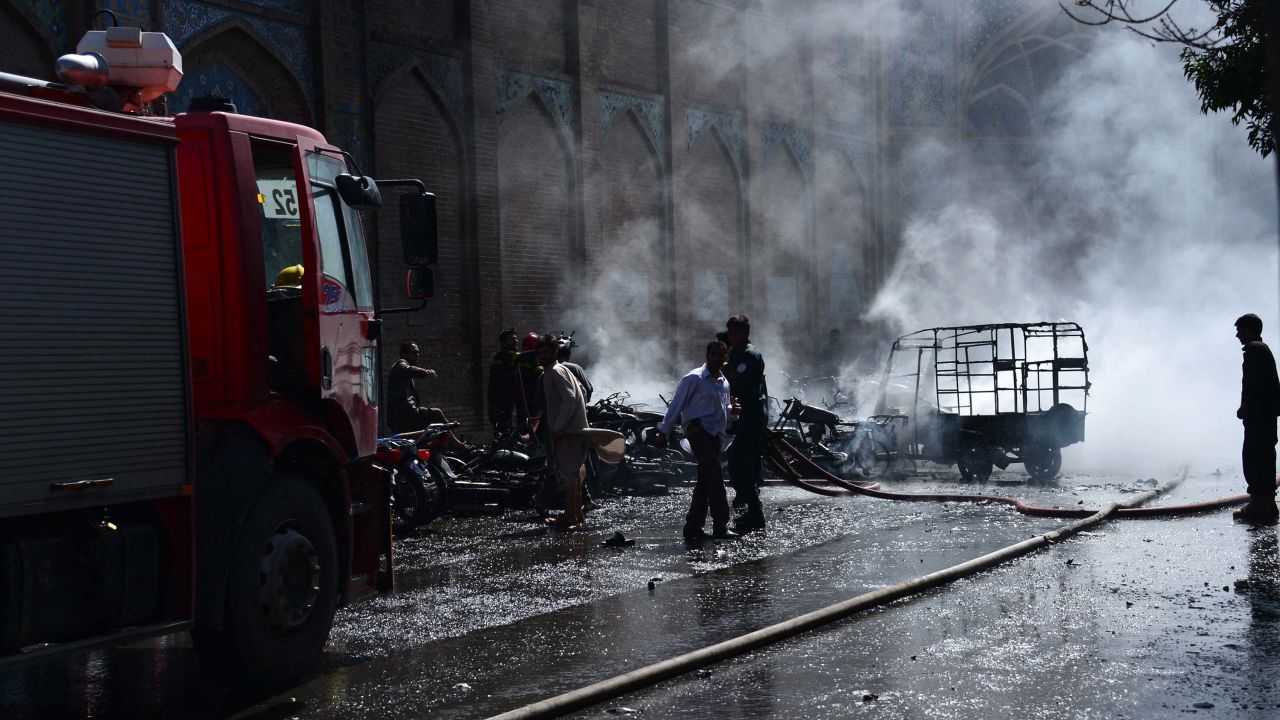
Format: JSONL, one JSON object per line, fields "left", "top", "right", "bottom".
{"left": 871, "top": 322, "right": 1091, "bottom": 482}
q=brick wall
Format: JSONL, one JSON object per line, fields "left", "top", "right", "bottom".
{"left": 3, "top": 0, "right": 1013, "bottom": 436}
{"left": 0, "top": 2, "right": 52, "bottom": 80}
{"left": 752, "top": 148, "right": 812, "bottom": 343}
{"left": 586, "top": 111, "right": 663, "bottom": 350}
{"left": 672, "top": 131, "right": 743, "bottom": 365}
{"left": 373, "top": 67, "right": 480, "bottom": 427}
{"left": 496, "top": 99, "right": 575, "bottom": 337}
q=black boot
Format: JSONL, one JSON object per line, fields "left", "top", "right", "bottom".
{"left": 733, "top": 508, "right": 765, "bottom": 534}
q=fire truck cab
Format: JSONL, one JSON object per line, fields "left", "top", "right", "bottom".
{"left": 0, "top": 25, "right": 434, "bottom": 685}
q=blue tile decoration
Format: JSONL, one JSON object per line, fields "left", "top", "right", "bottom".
{"left": 496, "top": 71, "right": 574, "bottom": 132}
{"left": 162, "top": 0, "right": 314, "bottom": 103}
{"left": 169, "top": 61, "right": 263, "bottom": 116}
{"left": 329, "top": 103, "right": 367, "bottom": 167}
{"left": 598, "top": 89, "right": 664, "bottom": 158}
{"left": 829, "top": 242, "right": 862, "bottom": 318}
{"left": 238, "top": 0, "right": 307, "bottom": 15}
{"left": 331, "top": 0, "right": 363, "bottom": 84}
{"left": 886, "top": 0, "right": 956, "bottom": 127}
{"left": 102, "top": 0, "right": 151, "bottom": 30}
{"left": 15, "top": 0, "right": 70, "bottom": 52}
{"left": 686, "top": 108, "right": 745, "bottom": 175}
{"left": 962, "top": 0, "right": 1026, "bottom": 62}
{"left": 762, "top": 122, "right": 812, "bottom": 178}
{"left": 369, "top": 43, "right": 468, "bottom": 129}
{"left": 830, "top": 34, "right": 873, "bottom": 131}
{"left": 823, "top": 134, "right": 872, "bottom": 186}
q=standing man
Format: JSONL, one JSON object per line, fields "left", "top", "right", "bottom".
{"left": 1235, "top": 314, "right": 1280, "bottom": 525}
{"left": 387, "top": 340, "right": 443, "bottom": 434}
{"left": 656, "top": 341, "right": 738, "bottom": 541}
{"left": 538, "top": 334, "right": 590, "bottom": 527}
{"left": 488, "top": 328, "right": 522, "bottom": 438}
{"left": 724, "top": 315, "right": 768, "bottom": 533}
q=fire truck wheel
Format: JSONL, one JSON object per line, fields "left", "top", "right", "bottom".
{"left": 197, "top": 474, "right": 339, "bottom": 687}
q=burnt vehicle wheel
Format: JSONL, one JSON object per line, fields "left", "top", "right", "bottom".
{"left": 846, "top": 432, "right": 895, "bottom": 479}
{"left": 957, "top": 443, "right": 993, "bottom": 483}
{"left": 195, "top": 474, "right": 339, "bottom": 687}
{"left": 391, "top": 468, "right": 429, "bottom": 531}
{"left": 1023, "top": 446, "right": 1063, "bottom": 483}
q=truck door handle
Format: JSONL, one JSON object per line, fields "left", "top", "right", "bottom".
{"left": 322, "top": 348, "right": 333, "bottom": 390}
{"left": 51, "top": 478, "right": 114, "bottom": 491}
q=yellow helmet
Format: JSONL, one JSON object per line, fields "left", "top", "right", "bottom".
{"left": 273, "top": 264, "right": 304, "bottom": 288}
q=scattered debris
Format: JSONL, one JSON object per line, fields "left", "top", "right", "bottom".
{"left": 603, "top": 532, "right": 635, "bottom": 548}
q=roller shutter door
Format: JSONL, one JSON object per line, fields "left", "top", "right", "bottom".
{"left": 0, "top": 118, "right": 188, "bottom": 515}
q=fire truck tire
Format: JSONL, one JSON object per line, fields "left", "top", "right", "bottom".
{"left": 193, "top": 474, "right": 339, "bottom": 687}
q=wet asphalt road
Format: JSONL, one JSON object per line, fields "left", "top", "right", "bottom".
{"left": 1, "top": 470, "right": 1277, "bottom": 719}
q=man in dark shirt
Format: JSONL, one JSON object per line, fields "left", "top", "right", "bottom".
{"left": 386, "top": 340, "right": 443, "bottom": 434}
{"left": 488, "top": 328, "right": 522, "bottom": 438}
{"left": 724, "top": 315, "right": 768, "bottom": 533}
{"left": 1235, "top": 314, "right": 1280, "bottom": 524}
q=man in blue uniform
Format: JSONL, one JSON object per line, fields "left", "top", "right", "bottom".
{"left": 1235, "top": 313, "right": 1280, "bottom": 525}
{"left": 724, "top": 315, "right": 768, "bottom": 533}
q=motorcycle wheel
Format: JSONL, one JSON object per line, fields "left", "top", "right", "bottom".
{"left": 390, "top": 467, "right": 429, "bottom": 531}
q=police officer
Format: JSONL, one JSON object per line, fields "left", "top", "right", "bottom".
{"left": 1235, "top": 313, "right": 1280, "bottom": 525}
{"left": 724, "top": 315, "right": 768, "bottom": 533}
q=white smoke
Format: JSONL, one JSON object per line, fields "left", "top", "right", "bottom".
{"left": 570, "top": 0, "right": 1277, "bottom": 478}
{"left": 868, "top": 26, "right": 1278, "bottom": 475}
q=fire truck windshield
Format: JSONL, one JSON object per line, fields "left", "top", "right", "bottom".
{"left": 307, "top": 153, "right": 374, "bottom": 311}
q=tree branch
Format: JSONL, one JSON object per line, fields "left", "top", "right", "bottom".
{"left": 1061, "top": 0, "right": 1225, "bottom": 49}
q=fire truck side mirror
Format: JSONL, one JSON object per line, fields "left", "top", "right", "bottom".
{"left": 399, "top": 192, "right": 438, "bottom": 266}
{"left": 335, "top": 174, "right": 383, "bottom": 210}
{"left": 406, "top": 266, "right": 434, "bottom": 300}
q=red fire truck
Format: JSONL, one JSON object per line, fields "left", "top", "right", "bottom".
{"left": 0, "top": 24, "right": 434, "bottom": 685}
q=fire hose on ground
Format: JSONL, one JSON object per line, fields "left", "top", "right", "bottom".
{"left": 764, "top": 433, "right": 1270, "bottom": 518}
{"left": 487, "top": 472, "right": 1182, "bottom": 720}
{"left": 486, "top": 435, "right": 1272, "bottom": 719}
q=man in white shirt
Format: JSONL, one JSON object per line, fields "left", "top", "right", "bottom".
{"left": 539, "top": 334, "right": 590, "bottom": 527}
{"left": 656, "top": 341, "right": 739, "bottom": 540}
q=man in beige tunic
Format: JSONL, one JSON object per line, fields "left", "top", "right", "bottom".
{"left": 537, "top": 334, "right": 590, "bottom": 526}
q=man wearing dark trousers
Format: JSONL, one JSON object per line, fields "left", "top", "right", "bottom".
{"left": 656, "top": 340, "right": 738, "bottom": 540}
{"left": 724, "top": 315, "right": 768, "bottom": 533}
{"left": 1235, "top": 313, "right": 1280, "bottom": 525}
{"left": 487, "top": 328, "right": 522, "bottom": 438}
